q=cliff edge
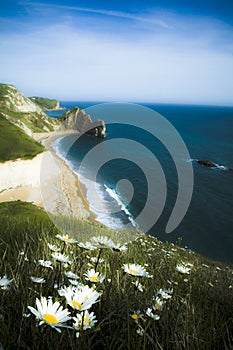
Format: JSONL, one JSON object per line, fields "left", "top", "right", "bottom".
{"left": 59, "top": 107, "right": 106, "bottom": 138}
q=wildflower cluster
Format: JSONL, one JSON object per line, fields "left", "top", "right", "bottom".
{"left": 28, "top": 234, "right": 129, "bottom": 339}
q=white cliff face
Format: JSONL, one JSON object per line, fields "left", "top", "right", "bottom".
{"left": 4, "top": 86, "right": 43, "bottom": 113}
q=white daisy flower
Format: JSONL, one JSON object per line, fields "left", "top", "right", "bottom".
{"left": 132, "top": 281, "right": 144, "bottom": 292}
{"left": 175, "top": 264, "right": 191, "bottom": 275}
{"left": 156, "top": 288, "right": 173, "bottom": 300}
{"left": 145, "top": 308, "right": 160, "bottom": 320}
{"left": 136, "top": 326, "right": 144, "bottom": 336}
{"left": 64, "top": 271, "right": 79, "bottom": 280}
{"left": 30, "top": 276, "right": 46, "bottom": 284}
{"left": 56, "top": 234, "right": 77, "bottom": 244}
{"left": 68, "top": 279, "right": 82, "bottom": 287}
{"left": 28, "top": 297, "right": 71, "bottom": 333}
{"left": 152, "top": 296, "right": 165, "bottom": 311}
{"left": 91, "top": 236, "right": 114, "bottom": 249}
{"left": 202, "top": 264, "right": 210, "bottom": 268}
{"left": 47, "top": 243, "right": 60, "bottom": 252}
{"left": 122, "top": 264, "right": 148, "bottom": 277}
{"left": 59, "top": 285, "right": 100, "bottom": 311}
{"left": 52, "top": 252, "right": 71, "bottom": 264}
{"left": 112, "top": 243, "right": 128, "bottom": 252}
{"left": 0, "top": 275, "right": 13, "bottom": 290}
{"left": 131, "top": 311, "right": 143, "bottom": 321}
{"left": 78, "top": 242, "right": 96, "bottom": 251}
{"left": 84, "top": 269, "right": 105, "bottom": 283}
{"left": 73, "top": 310, "right": 97, "bottom": 332}
{"left": 89, "top": 257, "right": 104, "bottom": 264}
{"left": 38, "top": 260, "right": 53, "bottom": 269}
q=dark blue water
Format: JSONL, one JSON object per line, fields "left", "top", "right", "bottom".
{"left": 48, "top": 103, "right": 233, "bottom": 263}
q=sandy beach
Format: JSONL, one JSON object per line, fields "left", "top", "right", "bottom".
{"left": 0, "top": 130, "right": 96, "bottom": 222}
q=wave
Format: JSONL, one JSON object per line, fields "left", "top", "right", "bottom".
{"left": 186, "top": 158, "right": 229, "bottom": 171}
{"left": 52, "top": 137, "right": 135, "bottom": 229}
{"left": 104, "top": 185, "right": 138, "bottom": 229}
{"left": 214, "top": 163, "right": 228, "bottom": 171}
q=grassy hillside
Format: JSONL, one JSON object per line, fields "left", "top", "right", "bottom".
{"left": 0, "top": 201, "right": 233, "bottom": 349}
{"left": 0, "top": 83, "right": 59, "bottom": 133}
{"left": 30, "top": 96, "right": 59, "bottom": 110}
{"left": 0, "top": 113, "right": 44, "bottom": 161}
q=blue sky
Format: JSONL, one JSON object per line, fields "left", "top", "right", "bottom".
{"left": 1, "top": 0, "right": 233, "bottom": 105}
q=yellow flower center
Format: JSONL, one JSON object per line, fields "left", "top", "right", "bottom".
{"left": 63, "top": 237, "right": 70, "bottom": 243}
{"left": 90, "top": 275, "right": 100, "bottom": 282}
{"left": 43, "top": 313, "right": 59, "bottom": 325}
{"left": 83, "top": 317, "right": 91, "bottom": 326}
{"left": 72, "top": 301, "right": 82, "bottom": 310}
{"left": 129, "top": 269, "right": 138, "bottom": 275}
{"left": 131, "top": 313, "right": 139, "bottom": 320}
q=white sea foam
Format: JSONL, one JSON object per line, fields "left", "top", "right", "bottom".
{"left": 104, "top": 185, "right": 138, "bottom": 228}
{"left": 52, "top": 137, "right": 138, "bottom": 229}
{"left": 215, "top": 164, "right": 228, "bottom": 170}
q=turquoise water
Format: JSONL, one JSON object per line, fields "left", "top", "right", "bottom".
{"left": 48, "top": 103, "right": 233, "bottom": 263}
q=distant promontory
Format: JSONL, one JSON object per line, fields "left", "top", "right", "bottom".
{"left": 29, "top": 96, "right": 66, "bottom": 111}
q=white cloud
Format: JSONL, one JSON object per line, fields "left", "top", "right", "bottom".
{"left": 1, "top": 11, "right": 233, "bottom": 105}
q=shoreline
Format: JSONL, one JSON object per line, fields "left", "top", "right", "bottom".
{"left": 37, "top": 130, "right": 97, "bottom": 223}
{"left": 0, "top": 130, "right": 97, "bottom": 224}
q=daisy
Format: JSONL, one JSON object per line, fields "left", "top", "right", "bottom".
{"left": 59, "top": 285, "right": 100, "bottom": 311}
{"left": 132, "top": 281, "right": 144, "bottom": 292}
{"left": 175, "top": 264, "right": 191, "bottom": 275}
{"left": 38, "top": 260, "right": 53, "bottom": 269}
{"left": 68, "top": 279, "right": 82, "bottom": 287}
{"left": 48, "top": 243, "right": 60, "bottom": 252}
{"left": 78, "top": 242, "right": 96, "bottom": 251}
{"left": 52, "top": 252, "right": 71, "bottom": 264}
{"left": 91, "top": 236, "right": 114, "bottom": 249}
{"left": 30, "top": 276, "right": 46, "bottom": 284}
{"left": 136, "top": 326, "right": 144, "bottom": 336}
{"left": 73, "top": 310, "right": 97, "bottom": 333}
{"left": 156, "top": 288, "right": 173, "bottom": 300}
{"left": 112, "top": 243, "right": 128, "bottom": 252}
{"left": 64, "top": 271, "right": 79, "bottom": 279}
{"left": 145, "top": 308, "right": 160, "bottom": 320}
{"left": 89, "top": 257, "right": 104, "bottom": 264}
{"left": 122, "top": 264, "right": 148, "bottom": 277}
{"left": 0, "top": 275, "right": 13, "bottom": 290}
{"left": 28, "top": 297, "right": 71, "bottom": 333}
{"left": 152, "top": 296, "right": 165, "bottom": 311}
{"left": 56, "top": 234, "right": 77, "bottom": 244}
{"left": 131, "top": 310, "right": 143, "bottom": 321}
{"left": 84, "top": 269, "right": 105, "bottom": 283}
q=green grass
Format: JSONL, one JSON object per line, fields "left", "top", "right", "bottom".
{"left": 0, "top": 113, "right": 44, "bottom": 161}
{"left": 0, "top": 83, "right": 60, "bottom": 133}
{"left": 0, "top": 201, "right": 233, "bottom": 349}
{"left": 29, "top": 96, "right": 59, "bottom": 110}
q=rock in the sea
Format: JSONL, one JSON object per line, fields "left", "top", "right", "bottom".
{"left": 197, "top": 160, "right": 217, "bottom": 167}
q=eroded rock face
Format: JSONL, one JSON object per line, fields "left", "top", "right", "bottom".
{"left": 60, "top": 107, "right": 106, "bottom": 138}
{"left": 86, "top": 120, "right": 106, "bottom": 138}
{"left": 197, "top": 160, "right": 217, "bottom": 167}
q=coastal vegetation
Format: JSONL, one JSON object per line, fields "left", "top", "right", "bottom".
{"left": 0, "top": 83, "right": 232, "bottom": 349}
{"left": 0, "top": 201, "right": 233, "bottom": 349}
{"left": 0, "top": 112, "right": 44, "bottom": 162}
{"left": 29, "top": 96, "right": 61, "bottom": 110}
{"left": 0, "top": 83, "right": 59, "bottom": 135}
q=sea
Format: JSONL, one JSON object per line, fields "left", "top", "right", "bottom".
{"left": 46, "top": 102, "right": 233, "bottom": 263}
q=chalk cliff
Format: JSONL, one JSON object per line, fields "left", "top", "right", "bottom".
{"left": 60, "top": 107, "right": 106, "bottom": 138}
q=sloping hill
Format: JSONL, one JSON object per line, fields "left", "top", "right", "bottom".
{"left": 0, "top": 112, "right": 44, "bottom": 161}
{"left": 29, "top": 96, "right": 63, "bottom": 110}
{"left": 0, "top": 83, "right": 59, "bottom": 134}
